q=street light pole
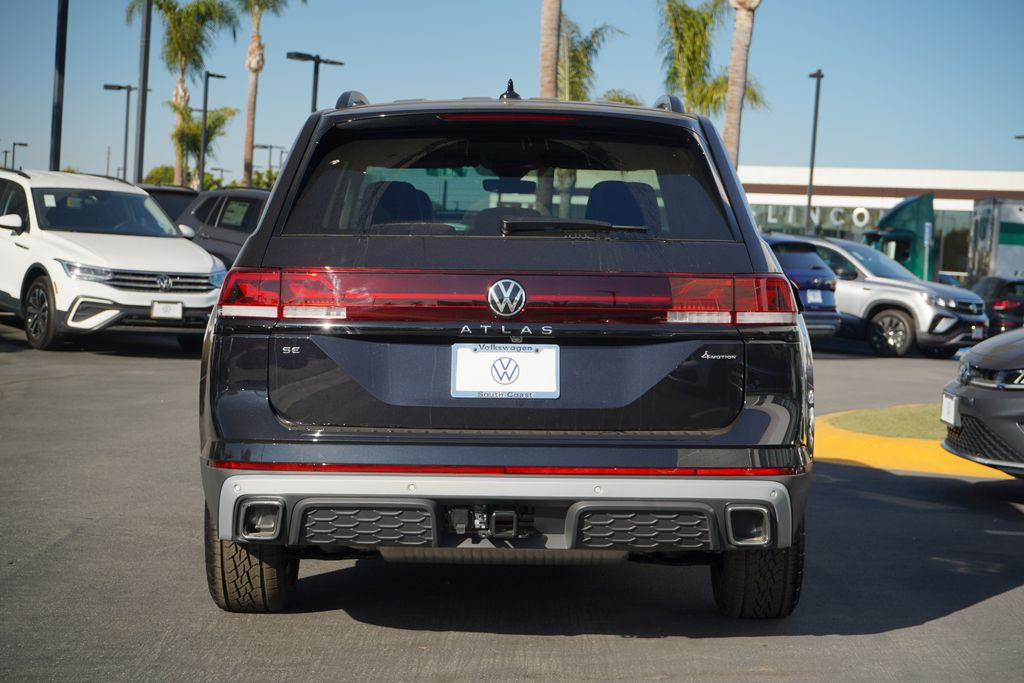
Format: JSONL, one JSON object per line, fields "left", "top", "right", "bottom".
{"left": 50, "top": 0, "right": 69, "bottom": 171}
{"left": 286, "top": 52, "right": 344, "bottom": 112}
{"left": 804, "top": 69, "right": 824, "bottom": 235}
{"left": 133, "top": 0, "right": 153, "bottom": 183}
{"left": 12, "top": 143, "right": 28, "bottom": 169}
{"left": 198, "top": 71, "right": 226, "bottom": 191}
{"left": 104, "top": 84, "right": 136, "bottom": 180}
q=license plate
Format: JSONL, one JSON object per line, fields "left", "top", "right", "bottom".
{"left": 451, "top": 343, "right": 559, "bottom": 399}
{"left": 150, "top": 302, "right": 183, "bottom": 320}
{"left": 940, "top": 393, "right": 960, "bottom": 426}
{"left": 971, "top": 327, "right": 985, "bottom": 340}
{"left": 806, "top": 290, "right": 823, "bottom": 304}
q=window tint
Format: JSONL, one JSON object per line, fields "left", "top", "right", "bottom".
{"left": 282, "top": 125, "right": 733, "bottom": 241}
{"left": 841, "top": 242, "right": 918, "bottom": 281}
{"left": 193, "top": 196, "right": 221, "bottom": 224}
{"left": 771, "top": 242, "right": 831, "bottom": 271}
{"left": 147, "top": 192, "right": 195, "bottom": 222}
{"left": 815, "top": 246, "right": 859, "bottom": 275}
{"left": 32, "top": 188, "right": 178, "bottom": 237}
{"left": 1003, "top": 281, "right": 1024, "bottom": 299}
{"left": 216, "top": 198, "right": 262, "bottom": 232}
{"left": 0, "top": 180, "right": 30, "bottom": 226}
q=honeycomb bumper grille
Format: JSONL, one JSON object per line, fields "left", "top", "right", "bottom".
{"left": 946, "top": 415, "right": 1024, "bottom": 464}
{"left": 577, "top": 509, "right": 712, "bottom": 551}
{"left": 301, "top": 505, "right": 435, "bottom": 547}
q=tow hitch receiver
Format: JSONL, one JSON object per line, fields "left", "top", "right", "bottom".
{"left": 489, "top": 509, "right": 518, "bottom": 539}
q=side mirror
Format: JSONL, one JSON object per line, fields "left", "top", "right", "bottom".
{"left": 178, "top": 224, "right": 196, "bottom": 239}
{"left": 0, "top": 213, "right": 25, "bottom": 233}
{"left": 835, "top": 267, "right": 858, "bottom": 281}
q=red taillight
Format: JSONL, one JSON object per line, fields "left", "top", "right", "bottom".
{"left": 734, "top": 275, "right": 798, "bottom": 325}
{"left": 218, "top": 268, "right": 280, "bottom": 318}
{"left": 992, "top": 299, "right": 1022, "bottom": 311}
{"left": 218, "top": 269, "right": 797, "bottom": 326}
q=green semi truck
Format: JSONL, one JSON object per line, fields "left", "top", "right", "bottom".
{"left": 968, "top": 199, "right": 1024, "bottom": 284}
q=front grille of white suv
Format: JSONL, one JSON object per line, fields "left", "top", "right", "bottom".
{"left": 108, "top": 270, "right": 214, "bottom": 292}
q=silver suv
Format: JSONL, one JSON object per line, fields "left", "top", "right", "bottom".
{"left": 798, "top": 236, "right": 987, "bottom": 357}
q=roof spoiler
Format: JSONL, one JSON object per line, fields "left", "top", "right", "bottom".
{"left": 335, "top": 90, "right": 369, "bottom": 109}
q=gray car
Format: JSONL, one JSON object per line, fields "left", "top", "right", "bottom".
{"left": 800, "top": 236, "right": 988, "bottom": 357}
{"left": 941, "top": 328, "right": 1024, "bottom": 477}
{"left": 176, "top": 188, "right": 269, "bottom": 267}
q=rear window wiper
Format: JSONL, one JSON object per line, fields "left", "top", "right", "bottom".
{"left": 501, "top": 217, "right": 648, "bottom": 235}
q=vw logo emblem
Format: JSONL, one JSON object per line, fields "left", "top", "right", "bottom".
{"left": 487, "top": 279, "right": 526, "bottom": 317}
{"left": 490, "top": 357, "right": 520, "bottom": 385}
{"left": 156, "top": 274, "right": 173, "bottom": 291}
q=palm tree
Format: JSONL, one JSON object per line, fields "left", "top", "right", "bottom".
{"left": 723, "top": 0, "right": 762, "bottom": 166}
{"left": 536, "top": 0, "right": 562, "bottom": 212}
{"left": 557, "top": 17, "right": 621, "bottom": 102}
{"left": 659, "top": 0, "right": 763, "bottom": 117}
{"left": 236, "top": 0, "right": 303, "bottom": 188}
{"left": 538, "top": 0, "right": 562, "bottom": 98}
{"left": 170, "top": 102, "right": 238, "bottom": 188}
{"left": 599, "top": 89, "right": 642, "bottom": 106}
{"left": 127, "top": 0, "right": 237, "bottom": 186}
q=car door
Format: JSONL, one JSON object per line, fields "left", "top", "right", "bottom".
{"left": 0, "top": 179, "right": 34, "bottom": 307}
{"left": 815, "top": 245, "right": 872, "bottom": 323}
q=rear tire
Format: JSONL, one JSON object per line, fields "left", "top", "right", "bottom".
{"left": 867, "top": 309, "right": 915, "bottom": 357}
{"left": 204, "top": 506, "right": 299, "bottom": 612}
{"left": 710, "top": 525, "right": 804, "bottom": 619}
{"left": 22, "top": 275, "right": 64, "bottom": 350}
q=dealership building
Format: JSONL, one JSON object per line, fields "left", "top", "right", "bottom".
{"left": 738, "top": 166, "right": 1024, "bottom": 272}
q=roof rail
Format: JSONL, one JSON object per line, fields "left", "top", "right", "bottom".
{"left": 653, "top": 94, "right": 686, "bottom": 114}
{"left": 84, "top": 172, "right": 133, "bottom": 185}
{"left": 0, "top": 167, "right": 30, "bottom": 179}
{"left": 335, "top": 90, "right": 369, "bottom": 109}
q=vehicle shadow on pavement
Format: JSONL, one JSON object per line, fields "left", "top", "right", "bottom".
{"left": 0, "top": 324, "right": 199, "bottom": 359}
{"left": 290, "top": 462, "right": 1024, "bottom": 637}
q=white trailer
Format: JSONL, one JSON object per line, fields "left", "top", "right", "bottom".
{"left": 968, "top": 199, "right": 1024, "bottom": 283}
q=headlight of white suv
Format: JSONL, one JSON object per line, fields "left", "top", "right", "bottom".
{"left": 210, "top": 268, "right": 227, "bottom": 288}
{"left": 56, "top": 259, "right": 114, "bottom": 282}
{"left": 920, "top": 291, "right": 957, "bottom": 309}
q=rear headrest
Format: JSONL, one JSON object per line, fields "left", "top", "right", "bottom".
{"left": 584, "top": 180, "right": 659, "bottom": 229}
{"left": 363, "top": 181, "right": 430, "bottom": 224}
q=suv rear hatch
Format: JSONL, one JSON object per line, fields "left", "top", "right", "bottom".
{"left": 225, "top": 112, "right": 795, "bottom": 433}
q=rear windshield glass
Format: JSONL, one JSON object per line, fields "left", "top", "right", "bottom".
{"left": 1004, "top": 281, "right": 1024, "bottom": 299}
{"left": 32, "top": 188, "right": 179, "bottom": 237}
{"left": 770, "top": 243, "right": 831, "bottom": 271}
{"left": 282, "top": 124, "right": 733, "bottom": 241}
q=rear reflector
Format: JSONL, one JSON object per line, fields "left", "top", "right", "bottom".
{"left": 208, "top": 460, "right": 801, "bottom": 477}
{"left": 216, "top": 268, "right": 796, "bottom": 325}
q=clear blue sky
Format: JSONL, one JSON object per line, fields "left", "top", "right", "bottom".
{"left": 2, "top": 0, "right": 1022, "bottom": 180}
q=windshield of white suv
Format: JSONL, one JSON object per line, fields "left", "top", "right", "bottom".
{"left": 842, "top": 241, "right": 918, "bottom": 281}
{"left": 32, "top": 188, "right": 179, "bottom": 237}
{"left": 282, "top": 124, "right": 734, "bottom": 241}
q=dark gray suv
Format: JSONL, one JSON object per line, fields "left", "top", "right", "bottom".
{"left": 199, "top": 88, "right": 813, "bottom": 618}
{"left": 178, "top": 188, "right": 268, "bottom": 267}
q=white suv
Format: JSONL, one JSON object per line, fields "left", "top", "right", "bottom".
{"left": 0, "top": 170, "right": 225, "bottom": 350}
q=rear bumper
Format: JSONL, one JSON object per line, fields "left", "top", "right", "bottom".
{"left": 204, "top": 466, "right": 809, "bottom": 552}
{"left": 801, "top": 311, "right": 841, "bottom": 338}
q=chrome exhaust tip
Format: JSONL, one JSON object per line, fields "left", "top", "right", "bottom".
{"left": 725, "top": 505, "right": 772, "bottom": 547}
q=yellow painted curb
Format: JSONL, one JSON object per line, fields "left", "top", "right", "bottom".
{"left": 816, "top": 411, "right": 1012, "bottom": 480}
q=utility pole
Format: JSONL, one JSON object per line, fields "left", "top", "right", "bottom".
{"left": 804, "top": 69, "right": 824, "bottom": 235}
{"left": 50, "top": 0, "right": 69, "bottom": 171}
{"left": 133, "top": 0, "right": 153, "bottom": 183}
{"left": 106, "top": 146, "right": 111, "bottom": 176}
{"left": 12, "top": 143, "right": 28, "bottom": 169}
{"left": 104, "top": 84, "right": 136, "bottom": 180}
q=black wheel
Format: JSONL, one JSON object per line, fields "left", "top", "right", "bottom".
{"left": 204, "top": 506, "right": 298, "bottom": 613}
{"left": 177, "top": 334, "right": 203, "bottom": 353}
{"left": 868, "top": 309, "right": 915, "bottom": 357}
{"left": 921, "top": 346, "right": 957, "bottom": 359}
{"left": 23, "top": 275, "right": 63, "bottom": 350}
{"left": 711, "top": 525, "right": 804, "bottom": 619}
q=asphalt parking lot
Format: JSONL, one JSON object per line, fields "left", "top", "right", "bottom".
{"left": 2, "top": 322, "right": 1022, "bottom": 682}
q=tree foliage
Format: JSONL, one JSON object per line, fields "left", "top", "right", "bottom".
{"left": 558, "top": 17, "right": 621, "bottom": 101}
{"left": 169, "top": 102, "right": 238, "bottom": 187}
{"left": 659, "top": 0, "right": 764, "bottom": 116}
{"left": 128, "top": 0, "right": 238, "bottom": 80}
{"left": 599, "top": 89, "right": 643, "bottom": 106}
